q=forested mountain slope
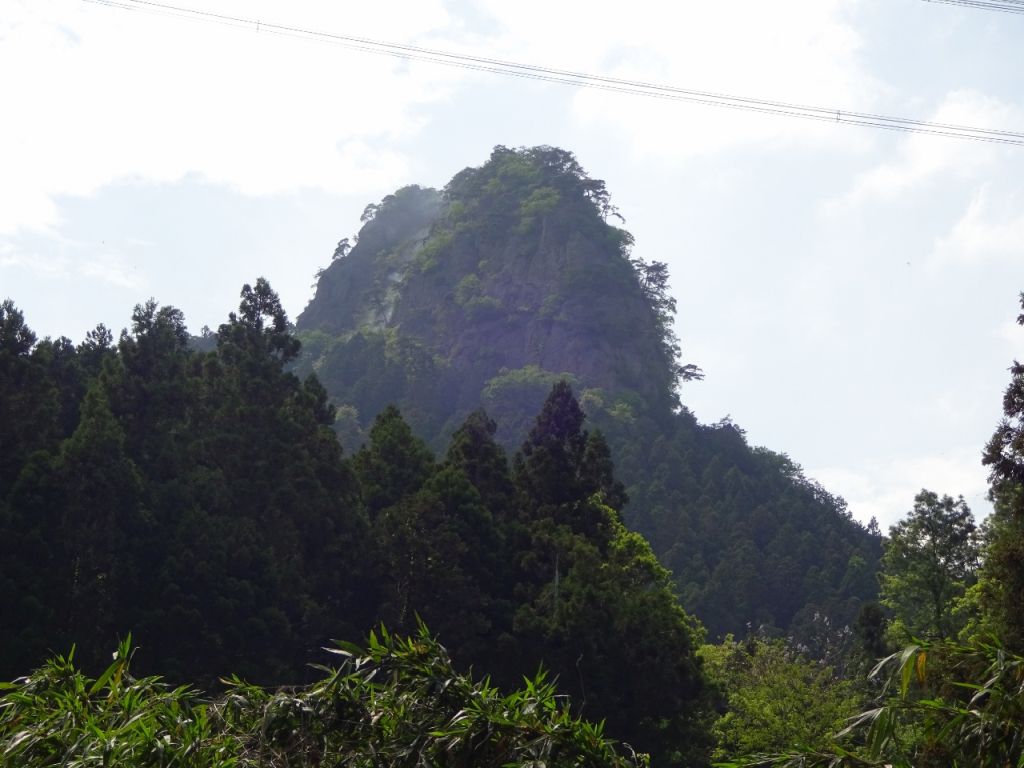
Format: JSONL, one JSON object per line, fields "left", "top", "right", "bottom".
{"left": 0, "top": 290, "right": 712, "bottom": 765}
{"left": 296, "top": 145, "right": 882, "bottom": 639}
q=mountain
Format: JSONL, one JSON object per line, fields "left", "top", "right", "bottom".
{"left": 296, "top": 145, "right": 882, "bottom": 640}
{"left": 296, "top": 147, "right": 678, "bottom": 444}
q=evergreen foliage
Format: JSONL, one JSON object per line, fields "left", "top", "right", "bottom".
{"left": 0, "top": 286, "right": 369, "bottom": 684}
{"left": 5, "top": 153, "right": 1024, "bottom": 768}
{"left": 296, "top": 146, "right": 882, "bottom": 642}
{"left": 980, "top": 292, "right": 1024, "bottom": 652}
{"left": 0, "top": 297, "right": 714, "bottom": 765}
{"left": 0, "top": 300, "right": 59, "bottom": 491}
{"left": 879, "top": 490, "right": 979, "bottom": 642}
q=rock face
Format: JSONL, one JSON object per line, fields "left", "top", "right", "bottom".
{"left": 298, "top": 186, "right": 443, "bottom": 335}
{"left": 296, "top": 146, "right": 882, "bottom": 640}
{"left": 297, "top": 146, "right": 679, "bottom": 446}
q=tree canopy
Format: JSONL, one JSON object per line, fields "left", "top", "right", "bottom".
{"left": 0, "top": 294, "right": 715, "bottom": 765}
{"left": 880, "top": 489, "right": 979, "bottom": 642}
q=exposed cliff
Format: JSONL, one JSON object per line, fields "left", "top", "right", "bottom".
{"left": 298, "top": 147, "right": 679, "bottom": 444}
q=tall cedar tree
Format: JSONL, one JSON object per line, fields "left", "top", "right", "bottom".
{"left": 443, "top": 409, "right": 519, "bottom": 653}
{"left": 512, "top": 381, "right": 711, "bottom": 768}
{"left": 357, "top": 407, "right": 513, "bottom": 672}
{"left": 0, "top": 301, "right": 58, "bottom": 490}
{"left": 353, "top": 405, "right": 435, "bottom": 517}
{"left": 981, "top": 292, "right": 1024, "bottom": 651}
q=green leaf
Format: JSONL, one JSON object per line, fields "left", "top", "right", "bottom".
{"left": 89, "top": 659, "right": 119, "bottom": 695}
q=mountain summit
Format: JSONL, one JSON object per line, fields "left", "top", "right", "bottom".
{"left": 298, "top": 145, "right": 685, "bottom": 441}
{"left": 297, "top": 145, "right": 881, "bottom": 640}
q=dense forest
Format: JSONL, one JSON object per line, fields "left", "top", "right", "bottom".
{"left": 0, "top": 287, "right": 709, "bottom": 765}
{"left": 3, "top": 147, "right": 1024, "bottom": 766}
{"left": 295, "top": 146, "right": 882, "bottom": 643}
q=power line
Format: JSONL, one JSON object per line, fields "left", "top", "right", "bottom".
{"left": 83, "top": 0, "right": 1024, "bottom": 147}
{"left": 921, "top": 0, "right": 1024, "bottom": 13}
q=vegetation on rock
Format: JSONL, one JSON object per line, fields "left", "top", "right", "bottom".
{"left": 5, "top": 149, "right": 1024, "bottom": 767}
{"left": 295, "top": 145, "right": 882, "bottom": 642}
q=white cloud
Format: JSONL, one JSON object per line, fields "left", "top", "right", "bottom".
{"left": 0, "top": 233, "right": 150, "bottom": 289}
{"left": 932, "top": 185, "right": 1024, "bottom": 265}
{"left": 475, "top": 0, "right": 881, "bottom": 159}
{"left": 833, "top": 91, "right": 1022, "bottom": 210}
{"left": 0, "top": 245, "right": 71, "bottom": 279}
{"left": 0, "top": 0, "right": 459, "bottom": 235}
{"left": 79, "top": 250, "right": 146, "bottom": 291}
{"left": 995, "top": 317, "right": 1024, "bottom": 349}
{"left": 0, "top": 0, "right": 892, "bottom": 239}
{"left": 810, "top": 448, "right": 990, "bottom": 530}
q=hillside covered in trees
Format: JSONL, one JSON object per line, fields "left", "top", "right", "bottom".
{"left": 6, "top": 146, "right": 1024, "bottom": 767}
{"left": 0, "top": 286, "right": 711, "bottom": 765}
{"left": 295, "top": 145, "right": 882, "bottom": 641}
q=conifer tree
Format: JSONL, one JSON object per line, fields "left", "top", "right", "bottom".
{"left": 444, "top": 408, "right": 516, "bottom": 520}
{"left": 0, "top": 300, "right": 58, "bottom": 491}
{"left": 511, "top": 382, "right": 712, "bottom": 767}
{"left": 353, "top": 405, "right": 435, "bottom": 517}
{"left": 981, "top": 292, "right": 1024, "bottom": 651}
{"left": 57, "top": 384, "right": 145, "bottom": 664}
{"left": 516, "top": 380, "right": 588, "bottom": 509}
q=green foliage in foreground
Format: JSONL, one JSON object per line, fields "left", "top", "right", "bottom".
{"left": 715, "top": 638, "right": 1024, "bottom": 768}
{"left": 0, "top": 627, "right": 648, "bottom": 768}
{"left": 700, "top": 637, "right": 861, "bottom": 761}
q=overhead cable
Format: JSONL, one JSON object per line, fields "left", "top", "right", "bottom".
{"left": 921, "top": 0, "right": 1024, "bottom": 13}
{"left": 82, "top": 0, "right": 1024, "bottom": 146}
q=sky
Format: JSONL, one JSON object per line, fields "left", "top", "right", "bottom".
{"left": 3, "top": 0, "right": 1023, "bottom": 529}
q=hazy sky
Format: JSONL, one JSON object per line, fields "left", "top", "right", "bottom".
{"left": 3, "top": 0, "right": 1023, "bottom": 529}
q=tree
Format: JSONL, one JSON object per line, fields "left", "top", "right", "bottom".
{"left": 718, "top": 638, "right": 1024, "bottom": 768}
{"left": 218, "top": 277, "right": 300, "bottom": 365}
{"left": 880, "top": 489, "right": 979, "bottom": 641}
{"left": 444, "top": 408, "right": 516, "bottom": 520}
{"left": 0, "top": 300, "right": 58, "bottom": 491}
{"left": 580, "top": 429, "right": 628, "bottom": 511}
{"left": 516, "top": 381, "right": 588, "bottom": 504}
{"left": 332, "top": 237, "right": 352, "bottom": 260}
{"left": 55, "top": 384, "right": 145, "bottom": 664}
{"left": 511, "top": 383, "right": 713, "bottom": 766}
{"left": 513, "top": 506, "right": 712, "bottom": 767}
{"left": 352, "top": 405, "right": 435, "bottom": 517}
{"left": 373, "top": 465, "right": 506, "bottom": 665}
{"left": 701, "top": 636, "right": 861, "bottom": 761}
{"left": 105, "top": 299, "right": 193, "bottom": 475}
{"left": 514, "top": 381, "right": 620, "bottom": 544}
{"left": 980, "top": 292, "right": 1024, "bottom": 651}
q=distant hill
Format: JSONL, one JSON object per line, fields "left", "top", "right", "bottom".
{"left": 295, "top": 145, "right": 882, "bottom": 640}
